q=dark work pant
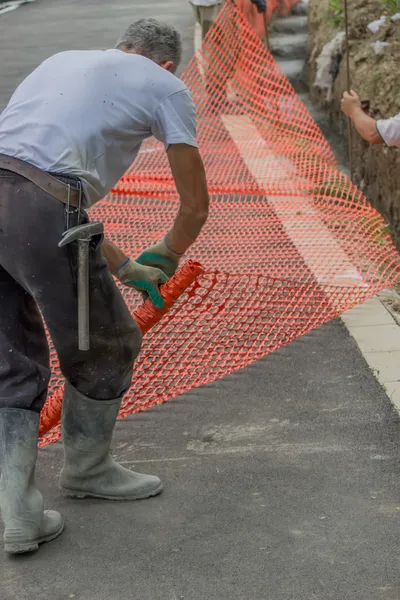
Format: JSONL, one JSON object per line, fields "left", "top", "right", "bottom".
{"left": 0, "top": 169, "right": 142, "bottom": 412}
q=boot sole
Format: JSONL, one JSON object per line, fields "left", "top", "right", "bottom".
{"left": 4, "top": 518, "right": 65, "bottom": 555}
{"left": 61, "top": 481, "right": 163, "bottom": 501}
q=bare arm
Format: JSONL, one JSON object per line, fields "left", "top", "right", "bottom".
{"left": 102, "top": 237, "right": 128, "bottom": 273}
{"left": 103, "top": 145, "right": 209, "bottom": 279}
{"left": 349, "top": 108, "right": 383, "bottom": 144}
{"left": 341, "top": 91, "right": 383, "bottom": 145}
{"left": 164, "top": 143, "right": 209, "bottom": 255}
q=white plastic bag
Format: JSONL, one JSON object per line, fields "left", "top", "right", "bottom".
{"left": 367, "top": 16, "right": 386, "bottom": 34}
{"left": 371, "top": 41, "right": 390, "bottom": 55}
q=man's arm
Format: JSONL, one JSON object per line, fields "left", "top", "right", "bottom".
{"left": 100, "top": 142, "right": 210, "bottom": 303}
{"left": 136, "top": 143, "right": 209, "bottom": 277}
{"left": 341, "top": 91, "right": 383, "bottom": 144}
{"left": 102, "top": 238, "right": 128, "bottom": 273}
{"left": 136, "top": 88, "right": 209, "bottom": 275}
{"left": 164, "top": 143, "right": 209, "bottom": 255}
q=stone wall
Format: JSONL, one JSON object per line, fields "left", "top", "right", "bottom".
{"left": 307, "top": 0, "right": 400, "bottom": 249}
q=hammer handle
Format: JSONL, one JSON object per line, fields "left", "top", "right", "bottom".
{"left": 77, "top": 241, "right": 90, "bottom": 351}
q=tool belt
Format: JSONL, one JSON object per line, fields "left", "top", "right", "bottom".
{"left": 0, "top": 154, "right": 80, "bottom": 208}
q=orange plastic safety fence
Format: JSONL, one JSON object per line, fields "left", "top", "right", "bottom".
{"left": 39, "top": 1, "right": 400, "bottom": 446}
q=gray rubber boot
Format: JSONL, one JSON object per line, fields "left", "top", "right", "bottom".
{"left": 0, "top": 409, "right": 64, "bottom": 554}
{"left": 59, "top": 383, "right": 163, "bottom": 500}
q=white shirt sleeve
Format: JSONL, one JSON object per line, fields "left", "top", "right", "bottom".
{"left": 376, "top": 113, "right": 400, "bottom": 147}
{"left": 151, "top": 89, "right": 198, "bottom": 149}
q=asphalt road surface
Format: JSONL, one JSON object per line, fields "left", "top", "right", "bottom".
{"left": 0, "top": 1, "right": 399, "bottom": 599}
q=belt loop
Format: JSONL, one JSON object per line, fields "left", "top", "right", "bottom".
{"left": 77, "top": 180, "right": 82, "bottom": 215}
{"left": 65, "top": 184, "right": 71, "bottom": 230}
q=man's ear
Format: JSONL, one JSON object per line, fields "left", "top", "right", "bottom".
{"left": 159, "top": 60, "right": 174, "bottom": 72}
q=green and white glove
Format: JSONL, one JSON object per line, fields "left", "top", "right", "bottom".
{"left": 114, "top": 258, "right": 168, "bottom": 309}
{"left": 136, "top": 238, "right": 183, "bottom": 278}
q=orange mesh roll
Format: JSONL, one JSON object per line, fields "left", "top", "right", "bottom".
{"left": 39, "top": 1, "right": 400, "bottom": 446}
{"left": 38, "top": 261, "right": 204, "bottom": 440}
{"left": 134, "top": 261, "right": 204, "bottom": 335}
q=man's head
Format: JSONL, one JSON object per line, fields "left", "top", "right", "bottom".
{"left": 116, "top": 19, "right": 182, "bottom": 73}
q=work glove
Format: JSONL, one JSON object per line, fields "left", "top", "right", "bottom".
{"left": 136, "top": 238, "right": 183, "bottom": 278}
{"left": 114, "top": 259, "right": 168, "bottom": 309}
{"left": 250, "top": 0, "right": 266, "bottom": 13}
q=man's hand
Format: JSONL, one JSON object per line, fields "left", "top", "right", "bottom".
{"left": 341, "top": 89, "right": 383, "bottom": 144}
{"left": 115, "top": 259, "right": 168, "bottom": 309}
{"left": 136, "top": 238, "right": 181, "bottom": 278}
{"left": 341, "top": 90, "right": 362, "bottom": 118}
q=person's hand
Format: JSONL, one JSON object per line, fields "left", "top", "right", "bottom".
{"left": 341, "top": 90, "right": 362, "bottom": 118}
{"left": 114, "top": 259, "right": 168, "bottom": 309}
{"left": 136, "top": 238, "right": 182, "bottom": 278}
{"left": 250, "top": 0, "right": 267, "bottom": 13}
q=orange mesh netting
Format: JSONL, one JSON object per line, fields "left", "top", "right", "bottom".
{"left": 39, "top": 0, "right": 400, "bottom": 446}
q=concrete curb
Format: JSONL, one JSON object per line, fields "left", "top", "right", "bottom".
{"left": 342, "top": 291, "right": 400, "bottom": 413}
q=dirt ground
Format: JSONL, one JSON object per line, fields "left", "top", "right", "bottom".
{"left": 307, "top": 0, "right": 400, "bottom": 250}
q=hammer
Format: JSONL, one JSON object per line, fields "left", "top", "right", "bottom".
{"left": 58, "top": 222, "right": 104, "bottom": 351}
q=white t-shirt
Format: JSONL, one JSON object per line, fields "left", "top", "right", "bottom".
{"left": 0, "top": 50, "right": 197, "bottom": 205}
{"left": 377, "top": 113, "right": 400, "bottom": 147}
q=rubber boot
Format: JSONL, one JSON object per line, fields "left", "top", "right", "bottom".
{"left": 0, "top": 409, "right": 64, "bottom": 554}
{"left": 59, "top": 383, "right": 163, "bottom": 500}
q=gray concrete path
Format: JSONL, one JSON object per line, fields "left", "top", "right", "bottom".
{"left": 0, "top": 2, "right": 399, "bottom": 599}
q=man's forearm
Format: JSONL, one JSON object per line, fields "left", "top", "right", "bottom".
{"left": 165, "top": 194, "right": 209, "bottom": 255}
{"left": 166, "top": 144, "right": 209, "bottom": 255}
{"left": 101, "top": 238, "right": 128, "bottom": 273}
{"left": 350, "top": 108, "right": 383, "bottom": 145}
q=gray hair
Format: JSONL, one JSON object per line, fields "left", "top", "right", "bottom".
{"left": 116, "top": 19, "right": 182, "bottom": 71}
